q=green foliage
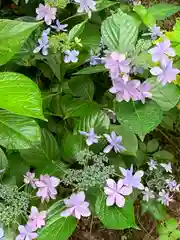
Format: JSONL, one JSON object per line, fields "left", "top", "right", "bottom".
{"left": 141, "top": 200, "right": 166, "bottom": 221}
{"left": 146, "top": 139, "right": 159, "bottom": 153}
{"left": 74, "top": 65, "right": 107, "bottom": 75}
{"left": 0, "top": 72, "right": 45, "bottom": 120}
{"left": 95, "top": 190, "right": 136, "bottom": 229}
{"left": 0, "top": 148, "right": 8, "bottom": 178}
{"left": 101, "top": 9, "right": 139, "bottom": 52}
{"left": 68, "top": 20, "right": 87, "bottom": 41}
{"left": 115, "top": 101, "right": 163, "bottom": 140}
{"left": 148, "top": 3, "right": 180, "bottom": 21}
{"left": 133, "top": 5, "right": 156, "bottom": 27}
{"left": 166, "top": 19, "right": 180, "bottom": 56}
{"left": 158, "top": 219, "right": 180, "bottom": 240}
{"left": 0, "top": 19, "right": 40, "bottom": 65}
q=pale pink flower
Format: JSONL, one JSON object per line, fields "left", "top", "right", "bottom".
{"left": 24, "top": 172, "right": 37, "bottom": 189}
{"left": 60, "top": 191, "right": 91, "bottom": 219}
{"left": 27, "top": 206, "right": 47, "bottom": 230}
{"left": 36, "top": 4, "right": 57, "bottom": 25}
{"left": 16, "top": 225, "right": 38, "bottom": 240}
{"left": 158, "top": 189, "right": 173, "bottom": 206}
{"left": 104, "top": 179, "right": 132, "bottom": 207}
{"left": 35, "top": 175, "right": 60, "bottom": 202}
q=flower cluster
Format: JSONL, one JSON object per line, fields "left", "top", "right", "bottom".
{"left": 74, "top": 0, "right": 96, "bottom": 18}
{"left": 143, "top": 159, "right": 178, "bottom": 206}
{"left": 16, "top": 207, "right": 47, "bottom": 240}
{"left": 79, "top": 128, "right": 126, "bottom": 154}
{"left": 104, "top": 165, "right": 144, "bottom": 207}
{"left": 149, "top": 38, "right": 179, "bottom": 85}
{"left": 24, "top": 172, "right": 60, "bottom": 202}
{"left": 104, "top": 52, "right": 152, "bottom": 103}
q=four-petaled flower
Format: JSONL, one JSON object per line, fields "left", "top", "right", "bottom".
{"left": 64, "top": 50, "right": 79, "bottom": 63}
{"left": 24, "top": 172, "right": 37, "bottom": 189}
{"left": 119, "top": 165, "right": 144, "bottom": 190}
{"left": 79, "top": 128, "right": 100, "bottom": 146}
{"left": 33, "top": 30, "right": 49, "bottom": 56}
{"left": 74, "top": 0, "right": 96, "bottom": 18}
{"left": 104, "top": 179, "right": 132, "bottom": 207}
{"left": 160, "top": 162, "right": 172, "bottom": 173}
{"left": 166, "top": 179, "right": 179, "bottom": 192}
{"left": 36, "top": 3, "right": 57, "bottom": 25}
{"left": 150, "top": 59, "right": 180, "bottom": 85}
{"left": 51, "top": 19, "right": 68, "bottom": 32}
{"left": 16, "top": 225, "right": 38, "bottom": 240}
{"left": 148, "top": 159, "right": 157, "bottom": 171}
{"left": 150, "top": 25, "right": 163, "bottom": 40}
{"left": 27, "top": 207, "right": 47, "bottom": 230}
{"left": 105, "top": 52, "right": 131, "bottom": 79}
{"left": 103, "top": 131, "right": 126, "bottom": 153}
{"left": 136, "top": 82, "right": 152, "bottom": 104}
{"left": 142, "top": 187, "right": 155, "bottom": 202}
{"left": 35, "top": 175, "right": 60, "bottom": 202}
{"left": 158, "top": 189, "right": 173, "bottom": 206}
{"left": 61, "top": 191, "right": 91, "bottom": 219}
{"left": 148, "top": 39, "right": 175, "bottom": 64}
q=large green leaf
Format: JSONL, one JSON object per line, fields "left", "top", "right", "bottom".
{"left": 115, "top": 101, "right": 163, "bottom": 139}
{"left": 0, "top": 72, "right": 45, "bottom": 120}
{"left": 166, "top": 20, "right": 180, "bottom": 57}
{"left": 0, "top": 148, "right": 8, "bottom": 178}
{"left": 80, "top": 23, "right": 100, "bottom": 49}
{"left": 147, "top": 78, "right": 180, "bottom": 111}
{"left": 95, "top": 191, "right": 136, "bottom": 229}
{"left": 101, "top": 9, "right": 139, "bottom": 52}
{"left": 141, "top": 200, "right": 166, "bottom": 221}
{"left": 74, "top": 109, "right": 110, "bottom": 134}
{"left": 0, "top": 110, "right": 41, "bottom": 149}
{"left": 148, "top": 3, "right": 180, "bottom": 21}
{"left": 0, "top": 19, "right": 40, "bottom": 65}
{"left": 38, "top": 203, "right": 77, "bottom": 240}
{"left": 73, "top": 65, "right": 107, "bottom": 75}
{"left": 68, "top": 20, "right": 87, "bottom": 41}
{"left": 110, "top": 125, "right": 138, "bottom": 156}
{"left": 133, "top": 5, "right": 156, "bottom": 27}
{"left": 20, "top": 128, "right": 60, "bottom": 168}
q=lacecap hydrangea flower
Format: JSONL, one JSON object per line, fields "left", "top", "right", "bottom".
{"left": 142, "top": 187, "right": 155, "bottom": 202}
{"left": 51, "top": 19, "right": 68, "bottom": 32}
{"left": 79, "top": 128, "right": 100, "bottom": 146}
{"left": 149, "top": 25, "right": 163, "bottom": 40}
{"left": 103, "top": 131, "right": 126, "bottom": 153}
{"left": 64, "top": 50, "right": 79, "bottom": 63}
{"left": 33, "top": 28, "right": 50, "bottom": 56}
{"left": 74, "top": 0, "right": 96, "bottom": 18}
{"left": 24, "top": 171, "right": 37, "bottom": 189}
{"left": 27, "top": 207, "right": 47, "bottom": 230}
{"left": 61, "top": 191, "right": 91, "bottom": 219}
{"left": 158, "top": 189, "right": 173, "bottom": 206}
{"left": 36, "top": 3, "right": 57, "bottom": 25}
{"left": 160, "top": 162, "right": 172, "bottom": 173}
{"left": 104, "top": 179, "right": 132, "bottom": 207}
{"left": 148, "top": 159, "right": 157, "bottom": 171}
{"left": 16, "top": 225, "right": 38, "bottom": 240}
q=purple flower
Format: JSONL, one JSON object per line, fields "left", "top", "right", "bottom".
{"left": 148, "top": 39, "right": 175, "bottom": 64}
{"left": 109, "top": 75, "right": 140, "bottom": 102}
{"left": 136, "top": 82, "right": 152, "bottom": 104}
{"left": 79, "top": 128, "right": 100, "bottom": 146}
{"left": 103, "top": 131, "right": 126, "bottom": 153}
{"left": 104, "top": 179, "right": 132, "bottom": 207}
{"left": 150, "top": 25, "right": 163, "bottom": 40}
{"left": 60, "top": 191, "right": 91, "bottom": 219}
{"left": 105, "top": 52, "right": 131, "bottom": 79}
{"left": 74, "top": 0, "right": 96, "bottom": 18}
{"left": 158, "top": 189, "right": 173, "bottom": 206}
{"left": 89, "top": 55, "right": 102, "bottom": 66}
{"left": 64, "top": 50, "right": 79, "bottom": 63}
{"left": 51, "top": 19, "right": 68, "bottom": 32}
{"left": 35, "top": 175, "right": 60, "bottom": 202}
{"left": 148, "top": 159, "right": 157, "bottom": 171}
{"left": 166, "top": 179, "right": 179, "bottom": 192}
{"left": 142, "top": 187, "right": 155, "bottom": 202}
{"left": 36, "top": 4, "right": 57, "bottom": 25}
{"left": 119, "top": 165, "right": 144, "bottom": 190}
{"left": 160, "top": 162, "right": 172, "bottom": 173}
{"left": 150, "top": 59, "right": 180, "bottom": 85}
{"left": 16, "top": 225, "right": 38, "bottom": 240}
{"left": 24, "top": 172, "right": 37, "bottom": 189}
{"left": 27, "top": 207, "right": 47, "bottom": 230}
{"left": 33, "top": 31, "right": 49, "bottom": 56}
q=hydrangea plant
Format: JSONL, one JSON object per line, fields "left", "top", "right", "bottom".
{"left": 0, "top": 0, "right": 180, "bottom": 239}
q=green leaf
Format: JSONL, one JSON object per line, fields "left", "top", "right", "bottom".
{"left": 38, "top": 204, "right": 77, "bottom": 240}
{"left": 20, "top": 128, "right": 60, "bottom": 168}
{"left": 115, "top": 101, "right": 163, "bottom": 140}
{"left": 141, "top": 200, "right": 166, "bottom": 221}
{"left": 73, "top": 65, "right": 107, "bottom": 75}
{"left": 146, "top": 139, "right": 159, "bottom": 153}
{"left": 68, "top": 20, "right": 87, "bottom": 41}
{"left": 166, "top": 20, "right": 180, "bottom": 57}
{"left": 147, "top": 78, "right": 180, "bottom": 111}
{"left": 74, "top": 109, "right": 110, "bottom": 134}
{"left": 148, "top": 3, "right": 180, "bottom": 21}
{"left": 46, "top": 53, "right": 63, "bottom": 82}
{"left": 96, "top": 0, "right": 119, "bottom": 11}
{"left": 0, "top": 148, "right": 8, "bottom": 177}
{"left": 101, "top": 9, "right": 139, "bottom": 52}
{"left": 133, "top": 5, "right": 156, "bottom": 27}
{"left": 153, "top": 150, "right": 174, "bottom": 162}
{"left": 80, "top": 23, "right": 100, "bottom": 49}
{"left": 0, "top": 19, "right": 40, "bottom": 65}
{"left": 68, "top": 76, "right": 94, "bottom": 100}
{"left": 0, "top": 110, "right": 41, "bottom": 149}
{"left": 95, "top": 191, "right": 136, "bottom": 229}
{"left": 0, "top": 72, "right": 45, "bottom": 120}
{"left": 110, "top": 125, "right": 138, "bottom": 156}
